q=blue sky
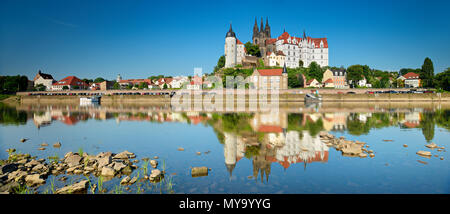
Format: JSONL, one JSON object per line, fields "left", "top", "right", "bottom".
{"left": 0, "top": 0, "right": 449, "bottom": 81}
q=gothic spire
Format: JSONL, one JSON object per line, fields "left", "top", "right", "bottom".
{"left": 283, "top": 63, "right": 287, "bottom": 74}
{"left": 260, "top": 17, "right": 264, "bottom": 33}
{"left": 253, "top": 17, "right": 259, "bottom": 33}
{"left": 226, "top": 23, "right": 236, "bottom": 38}
{"left": 303, "top": 29, "right": 307, "bottom": 40}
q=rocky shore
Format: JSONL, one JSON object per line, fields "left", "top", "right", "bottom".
{"left": 0, "top": 150, "right": 164, "bottom": 194}
{"left": 319, "top": 131, "right": 375, "bottom": 158}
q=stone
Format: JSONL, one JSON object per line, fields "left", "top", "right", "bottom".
{"left": 66, "top": 167, "right": 77, "bottom": 173}
{"left": 120, "top": 176, "right": 131, "bottom": 185}
{"left": 64, "top": 154, "right": 82, "bottom": 167}
{"left": 73, "top": 169, "right": 83, "bottom": 174}
{"left": 122, "top": 166, "right": 133, "bottom": 175}
{"left": 38, "top": 148, "right": 45, "bottom": 151}
{"left": 84, "top": 166, "right": 95, "bottom": 172}
{"left": 133, "top": 159, "right": 139, "bottom": 163}
{"left": 417, "top": 160, "right": 428, "bottom": 165}
{"left": 25, "top": 174, "right": 45, "bottom": 186}
{"left": 25, "top": 160, "right": 40, "bottom": 168}
{"left": 6, "top": 148, "right": 16, "bottom": 153}
{"left": 20, "top": 138, "right": 27, "bottom": 143}
{"left": 149, "top": 169, "right": 162, "bottom": 182}
{"left": 40, "top": 143, "right": 48, "bottom": 147}
{"left": 368, "top": 150, "right": 374, "bottom": 153}
{"left": 191, "top": 167, "right": 209, "bottom": 177}
{"left": 53, "top": 142, "right": 61, "bottom": 148}
{"left": 177, "top": 147, "right": 185, "bottom": 151}
{"left": 32, "top": 164, "right": 45, "bottom": 172}
{"left": 359, "top": 153, "right": 367, "bottom": 158}
{"left": 129, "top": 177, "right": 138, "bottom": 184}
{"left": 403, "top": 144, "right": 408, "bottom": 147}
{"left": 340, "top": 143, "right": 363, "bottom": 155}
{"left": 440, "top": 157, "right": 444, "bottom": 160}
{"left": 369, "top": 153, "right": 375, "bottom": 158}
{"left": 55, "top": 180, "right": 89, "bottom": 194}
{"left": 113, "top": 151, "right": 135, "bottom": 159}
{"left": 196, "top": 152, "right": 202, "bottom": 155}
{"left": 416, "top": 151, "right": 432, "bottom": 157}
{"left": 97, "top": 156, "right": 112, "bottom": 169}
{"left": 150, "top": 160, "right": 158, "bottom": 169}
{"left": 153, "top": 156, "right": 159, "bottom": 159}
{"left": 101, "top": 166, "right": 115, "bottom": 177}
{"left": 425, "top": 143, "right": 438, "bottom": 149}
{"left": 113, "top": 162, "right": 126, "bottom": 171}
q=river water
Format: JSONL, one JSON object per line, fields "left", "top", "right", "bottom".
{"left": 0, "top": 102, "right": 449, "bottom": 194}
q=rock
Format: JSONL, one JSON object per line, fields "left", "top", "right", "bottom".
{"left": 17, "top": 159, "right": 27, "bottom": 164}
{"left": 84, "top": 166, "right": 95, "bottom": 172}
{"left": 73, "top": 169, "right": 83, "bottom": 174}
{"left": 32, "top": 164, "right": 45, "bottom": 172}
{"left": 38, "top": 148, "right": 45, "bottom": 151}
{"left": 153, "top": 156, "right": 159, "bottom": 159}
{"left": 113, "top": 162, "right": 126, "bottom": 171}
{"left": 359, "top": 153, "right": 367, "bottom": 158}
{"left": 150, "top": 160, "right": 158, "bottom": 168}
{"left": 113, "top": 151, "right": 135, "bottom": 159}
{"left": 122, "top": 166, "right": 133, "bottom": 175}
{"left": 40, "top": 143, "right": 48, "bottom": 147}
{"left": 417, "top": 160, "right": 428, "bottom": 165}
{"left": 25, "top": 160, "right": 40, "bottom": 168}
{"left": 129, "top": 177, "right": 138, "bottom": 184}
{"left": 434, "top": 155, "right": 438, "bottom": 157}
{"left": 133, "top": 159, "right": 139, "bottom": 163}
{"left": 369, "top": 153, "right": 375, "bottom": 158}
{"left": 55, "top": 180, "right": 89, "bottom": 194}
{"left": 416, "top": 151, "right": 432, "bottom": 157}
{"left": 368, "top": 150, "right": 374, "bottom": 153}
{"left": 6, "top": 148, "right": 16, "bottom": 153}
{"left": 437, "top": 149, "right": 442, "bottom": 152}
{"left": 53, "top": 142, "right": 61, "bottom": 148}
{"left": 120, "top": 176, "right": 131, "bottom": 185}
{"left": 382, "top": 139, "right": 393, "bottom": 142}
{"left": 440, "top": 157, "right": 444, "bottom": 160}
{"left": 97, "top": 156, "right": 112, "bottom": 169}
{"left": 149, "top": 169, "right": 162, "bottom": 182}
{"left": 64, "top": 154, "right": 82, "bottom": 167}
{"left": 25, "top": 174, "right": 45, "bottom": 186}
{"left": 196, "top": 152, "right": 201, "bottom": 155}
{"left": 8, "top": 170, "right": 28, "bottom": 182}
{"left": 0, "top": 164, "right": 18, "bottom": 174}
{"left": 144, "top": 175, "right": 149, "bottom": 180}
{"left": 177, "top": 147, "right": 185, "bottom": 151}
{"left": 101, "top": 166, "right": 115, "bottom": 177}
{"left": 425, "top": 143, "right": 438, "bottom": 149}
{"left": 403, "top": 144, "right": 408, "bottom": 147}
{"left": 191, "top": 167, "right": 209, "bottom": 177}
{"left": 20, "top": 138, "right": 27, "bottom": 143}
{"left": 340, "top": 142, "right": 363, "bottom": 155}
{"left": 66, "top": 167, "right": 77, "bottom": 173}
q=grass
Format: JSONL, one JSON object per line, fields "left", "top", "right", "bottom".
{"left": 97, "top": 176, "right": 104, "bottom": 193}
{"left": 78, "top": 148, "right": 84, "bottom": 157}
{"left": 0, "top": 94, "right": 12, "bottom": 101}
{"left": 48, "top": 153, "right": 60, "bottom": 165}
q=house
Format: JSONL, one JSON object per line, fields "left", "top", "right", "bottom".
{"left": 358, "top": 76, "right": 371, "bottom": 88}
{"left": 323, "top": 78, "right": 334, "bottom": 88}
{"left": 155, "top": 78, "right": 173, "bottom": 89}
{"left": 186, "top": 81, "right": 202, "bottom": 90}
{"left": 33, "top": 70, "right": 55, "bottom": 91}
{"left": 89, "top": 83, "right": 100, "bottom": 90}
{"left": 306, "top": 79, "right": 321, "bottom": 88}
{"left": 249, "top": 64, "right": 288, "bottom": 89}
{"left": 399, "top": 72, "right": 420, "bottom": 88}
{"left": 100, "top": 81, "right": 115, "bottom": 90}
{"left": 51, "top": 76, "right": 89, "bottom": 91}
{"left": 322, "top": 68, "right": 348, "bottom": 89}
{"left": 266, "top": 51, "right": 285, "bottom": 67}
{"left": 118, "top": 79, "right": 152, "bottom": 88}
{"left": 170, "top": 76, "right": 189, "bottom": 88}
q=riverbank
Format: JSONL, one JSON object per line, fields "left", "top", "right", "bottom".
{"left": 15, "top": 92, "right": 450, "bottom": 104}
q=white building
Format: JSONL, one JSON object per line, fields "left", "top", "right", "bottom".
{"left": 267, "top": 31, "right": 328, "bottom": 68}
{"left": 33, "top": 70, "right": 55, "bottom": 91}
{"left": 266, "top": 51, "right": 285, "bottom": 67}
{"left": 224, "top": 24, "right": 246, "bottom": 68}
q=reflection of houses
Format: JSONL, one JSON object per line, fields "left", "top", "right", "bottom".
{"left": 252, "top": 112, "right": 287, "bottom": 148}
{"left": 322, "top": 112, "right": 347, "bottom": 131}
{"left": 33, "top": 111, "right": 52, "bottom": 128}
{"left": 401, "top": 112, "right": 421, "bottom": 128}
{"left": 267, "top": 131, "right": 328, "bottom": 169}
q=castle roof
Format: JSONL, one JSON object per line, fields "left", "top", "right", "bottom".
{"left": 33, "top": 70, "right": 54, "bottom": 81}
{"left": 226, "top": 24, "right": 236, "bottom": 38}
{"left": 256, "top": 68, "right": 283, "bottom": 76}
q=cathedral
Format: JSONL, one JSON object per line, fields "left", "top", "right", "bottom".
{"left": 224, "top": 18, "right": 329, "bottom": 68}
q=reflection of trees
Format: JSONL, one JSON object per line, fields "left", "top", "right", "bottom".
{"left": 0, "top": 103, "right": 28, "bottom": 125}
{"left": 420, "top": 112, "right": 435, "bottom": 143}
{"left": 288, "top": 113, "right": 324, "bottom": 137}
{"left": 435, "top": 110, "right": 450, "bottom": 131}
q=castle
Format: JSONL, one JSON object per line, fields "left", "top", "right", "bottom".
{"left": 225, "top": 18, "right": 329, "bottom": 68}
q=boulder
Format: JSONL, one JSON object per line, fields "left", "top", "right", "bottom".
{"left": 120, "top": 176, "right": 131, "bottom": 185}
{"left": 101, "top": 166, "right": 115, "bottom": 177}
{"left": 65, "top": 154, "right": 82, "bottom": 167}
{"left": 416, "top": 151, "right": 432, "bottom": 157}
{"left": 113, "top": 162, "right": 126, "bottom": 171}
{"left": 40, "top": 143, "right": 49, "bottom": 147}
{"left": 149, "top": 169, "right": 162, "bottom": 182}
{"left": 53, "top": 142, "right": 61, "bottom": 148}
{"left": 129, "top": 177, "right": 138, "bottom": 184}
{"left": 113, "top": 151, "right": 135, "bottom": 159}
{"left": 24, "top": 160, "right": 40, "bottom": 168}
{"left": 425, "top": 143, "right": 438, "bottom": 149}
{"left": 359, "top": 153, "right": 367, "bottom": 158}
{"left": 97, "top": 156, "right": 112, "bottom": 169}
{"left": 25, "top": 174, "right": 45, "bottom": 186}
{"left": 55, "top": 180, "right": 89, "bottom": 194}
{"left": 0, "top": 164, "right": 18, "bottom": 174}
{"left": 150, "top": 160, "right": 158, "bottom": 169}
{"left": 340, "top": 143, "right": 363, "bottom": 155}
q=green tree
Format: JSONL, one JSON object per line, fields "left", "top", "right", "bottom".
{"left": 35, "top": 84, "right": 46, "bottom": 91}
{"left": 421, "top": 112, "right": 435, "bottom": 142}
{"left": 94, "top": 77, "right": 106, "bottom": 83}
{"left": 138, "top": 82, "right": 148, "bottom": 89}
{"left": 288, "top": 73, "right": 304, "bottom": 88}
{"left": 347, "top": 65, "right": 364, "bottom": 87}
{"left": 217, "top": 55, "right": 225, "bottom": 68}
{"left": 62, "top": 86, "right": 69, "bottom": 90}
{"left": 113, "top": 82, "right": 121, "bottom": 90}
{"left": 434, "top": 68, "right": 450, "bottom": 91}
{"left": 298, "top": 60, "right": 304, "bottom": 67}
{"left": 244, "top": 42, "right": 261, "bottom": 57}
{"left": 307, "top": 62, "right": 323, "bottom": 82}
{"left": 421, "top": 57, "right": 434, "bottom": 88}
{"left": 163, "top": 83, "right": 168, "bottom": 89}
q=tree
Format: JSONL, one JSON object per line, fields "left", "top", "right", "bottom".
{"left": 94, "top": 77, "right": 106, "bottom": 83}
{"left": 399, "top": 68, "right": 421, "bottom": 76}
{"left": 62, "top": 86, "right": 69, "bottom": 90}
{"left": 138, "top": 82, "right": 148, "bottom": 89}
{"left": 307, "top": 62, "right": 323, "bottom": 82}
{"left": 347, "top": 65, "right": 364, "bottom": 87}
{"left": 421, "top": 57, "right": 434, "bottom": 88}
{"left": 163, "top": 83, "right": 168, "bottom": 89}
{"left": 73, "top": 85, "right": 80, "bottom": 90}
{"left": 113, "top": 82, "right": 121, "bottom": 90}
{"left": 434, "top": 68, "right": 450, "bottom": 91}
{"left": 217, "top": 55, "right": 225, "bottom": 69}
{"left": 244, "top": 42, "right": 261, "bottom": 57}
{"left": 288, "top": 73, "right": 304, "bottom": 88}
{"left": 298, "top": 60, "right": 304, "bottom": 67}
{"left": 35, "top": 84, "right": 46, "bottom": 91}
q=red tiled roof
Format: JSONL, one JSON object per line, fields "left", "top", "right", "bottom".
{"left": 236, "top": 39, "right": 243, "bottom": 45}
{"left": 258, "top": 125, "right": 283, "bottom": 133}
{"left": 310, "top": 38, "right": 328, "bottom": 48}
{"left": 257, "top": 68, "right": 283, "bottom": 76}
{"left": 276, "top": 51, "right": 285, "bottom": 56}
{"left": 402, "top": 72, "right": 420, "bottom": 79}
{"left": 306, "top": 79, "right": 316, "bottom": 85}
{"left": 324, "top": 78, "right": 333, "bottom": 83}
{"left": 266, "top": 38, "right": 277, "bottom": 45}
{"left": 53, "top": 76, "right": 89, "bottom": 87}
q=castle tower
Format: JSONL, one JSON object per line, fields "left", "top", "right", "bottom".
{"left": 224, "top": 24, "right": 237, "bottom": 68}
{"left": 116, "top": 74, "right": 122, "bottom": 82}
{"left": 265, "top": 17, "right": 271, "bottom": 38}
{"left": 282, "top": 63, "right": 288, "bottom": 89}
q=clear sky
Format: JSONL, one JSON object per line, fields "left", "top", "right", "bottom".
{"left": 0, "top": 0, "right": 449, "bottom": 81}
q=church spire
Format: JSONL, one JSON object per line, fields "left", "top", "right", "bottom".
{"left": 253, "top": 17, "right": 259, "bottom": 34}
{"left": 260, "top": 17, "right": 264, "bottom": 33}
{"left": 303, "top": 29, "right": 307, "bottom": 40}
{"left": 265, "top": 17, "right": 271, "bottom": 37}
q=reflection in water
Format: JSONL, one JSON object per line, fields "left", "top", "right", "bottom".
{"left": 1, "top": 102, "right": 449, "bottom": 190}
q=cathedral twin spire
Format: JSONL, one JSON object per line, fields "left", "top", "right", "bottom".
{"left": 253, "top": 17, "right": 271, "bottom": 38}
